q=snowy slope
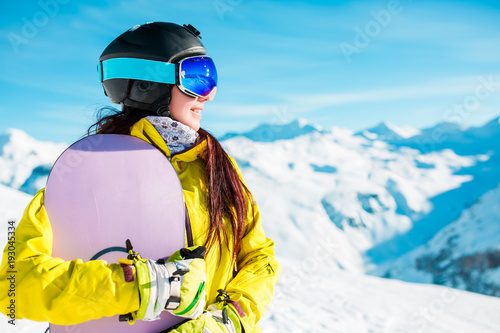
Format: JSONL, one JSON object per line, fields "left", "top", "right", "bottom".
{"left": 360, "top": 117, "right": 500, "bottom": 265}
{"left": 0, "top": 184, "right": 33, "bottom": 255}
{"left": 222, "top": 116, "right": 500, "bottom": 298}
{"left": 222, "top": 126, "right": 480, "bottom": 271}
{"left": 381, "top": 184, "right": 500, "bottom": 296}
{"left": 0, "top": 129, "right": 66, "bottom": 195}
{"left": 261, "top": 259, "right": 500, "bottom": 333}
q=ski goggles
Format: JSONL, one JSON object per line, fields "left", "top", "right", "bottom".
{"left": 99, "top": 55, "right": 218, "bottom": 100}
{"left": 176, "top": 56, "right": 217, "bottom": 99}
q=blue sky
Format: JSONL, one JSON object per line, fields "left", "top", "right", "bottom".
{"left": 1, "top": 0, "right": 499, "bottom": 143}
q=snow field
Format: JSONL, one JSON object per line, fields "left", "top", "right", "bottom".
{"left": 261, "top": 258, "right": 500, "bottom": 332}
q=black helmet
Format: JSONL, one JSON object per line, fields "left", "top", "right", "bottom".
{"left": 98, "top": 22, "right": 207, "bottom": 116}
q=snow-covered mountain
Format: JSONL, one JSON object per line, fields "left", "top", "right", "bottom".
{"left": 222, "top": 116, "right": 500, "bottom": 298}
{"left": 1, "top": 116, "right": 500, "bottom": 332}
{"left": 363, "top": 117, "right": 500, "bottom": 155}
{"left": 357, "top": 117, "right": 500, "bottom": 295}
{"left": 381, "top": 184, "right": 500, "bottom": 296}
{"left": 357, "top": 121, "right": 421, "bottom": 141}
{"left": 221, "top": 118, "right": 326, "bottom": 142}
{"left": 0, "top": 129, "right": 66, "bottom": 195}
{"left": 0, "top": 183, "right": 33, "bottom": 226}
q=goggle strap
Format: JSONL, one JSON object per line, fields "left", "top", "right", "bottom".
{"left": 99, "top": 58, "right": 176, "bottom": 84}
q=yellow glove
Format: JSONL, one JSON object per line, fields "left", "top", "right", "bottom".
{"left": 165, "top": 303, "right": 242, "bottom": 333}
{"left": 121, "top": 245, "right": 207, "bottom": 323}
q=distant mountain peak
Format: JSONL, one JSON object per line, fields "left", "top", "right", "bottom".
{"left": 221, "top": 118, "right": 325, "bottom": 142}
{"left": 357, "top": 121, "right": 420, "bottom": 141}
{"left": 466, "top": 116, "right": 500, "bottom": 139}
{"left": 0, "top": 128, "right": 34, "bottom": 150}
{"left": 4, "top": 128, "right": 30, "bottom": 137}
{"left": 423, "top": 121, "right": 466, "bottom": 134}
{"left": 0, "top": 129, "right": 66, "bottom": 193}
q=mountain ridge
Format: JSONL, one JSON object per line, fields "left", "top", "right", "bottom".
{"left": 1, "top": 114, "right": 500, "bottom": 299}
{"left": 220, "top": 118, "right": 325, "bottom": 142}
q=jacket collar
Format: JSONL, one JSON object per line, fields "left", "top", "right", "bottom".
{"left": 130, "top": 117, "right": 207, "bottom": 163}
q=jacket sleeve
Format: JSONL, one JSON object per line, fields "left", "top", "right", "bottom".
{"left": 224, "top": 161, "right": 282, "bottom": 332}
{"left": 0, "top": 189, "right": 139, "bottom": 325}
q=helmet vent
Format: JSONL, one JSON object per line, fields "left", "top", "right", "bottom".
{"left": 183, "top": 24, "right": 202, "bottom": 39}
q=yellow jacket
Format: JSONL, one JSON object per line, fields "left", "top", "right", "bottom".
{"left": 0, "top": 118, "right": 281, "bottom": 332}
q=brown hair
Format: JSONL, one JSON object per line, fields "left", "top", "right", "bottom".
{"left": 88, "top": 106, "right": 249, "bottom": 262}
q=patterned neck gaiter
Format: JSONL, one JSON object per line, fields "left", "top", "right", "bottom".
{"left": 145, "top": 116, "right": 199, "bottom": 154}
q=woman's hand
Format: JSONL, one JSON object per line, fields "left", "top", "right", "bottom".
{"left": 165, "top": 303, "right": 242, "bottom": 333}
{"left": 126, "top": 246, "right": 207, "bottom": 322}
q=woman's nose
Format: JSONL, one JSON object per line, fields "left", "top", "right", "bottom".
{"left": 197, "top": 95, "right": 210, "bottom": 102}
{"left": 198, "top": 87, "right": 217, "bottom": 102}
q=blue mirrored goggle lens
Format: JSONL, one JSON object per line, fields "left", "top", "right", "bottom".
{"left": 179, "top": 56, "right": 218, "bottom": 97}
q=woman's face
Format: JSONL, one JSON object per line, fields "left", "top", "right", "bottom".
{"left": 169, "top": 85, "right": 210, "bottom": 131}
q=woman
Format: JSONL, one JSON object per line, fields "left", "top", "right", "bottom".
{"left": 0, "top": 22, "right": 281, "bottom": 332}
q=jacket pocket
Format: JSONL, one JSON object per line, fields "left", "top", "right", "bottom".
{"left": 233, "top": 258, "right": 277, "bottom": 289}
